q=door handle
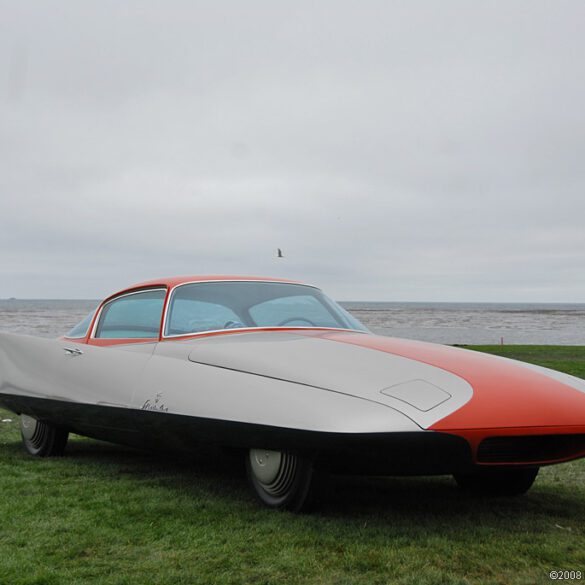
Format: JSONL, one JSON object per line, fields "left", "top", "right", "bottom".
{"left": 63, "top": 347, "right": 83, "bottom": 356}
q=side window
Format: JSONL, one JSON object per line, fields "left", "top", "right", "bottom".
{"left": 65, "top": 310, "right": 96, "bottom": 339}
{"left": 166, "top": 298, "right": 241, "bottom": 335}
{"left": 95, "top": 289, "right": 166, "bottom": 339}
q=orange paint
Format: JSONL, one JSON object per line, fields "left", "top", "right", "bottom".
{"left": 300, "top": 331, "right": 585, "bottom": 431}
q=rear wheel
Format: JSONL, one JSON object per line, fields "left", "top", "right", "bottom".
{"left": 454, "top": 466, "right": 539, "bottom": 496}
{"left": 20, "top": 414, "right": 69, "bottom": 457}
{"left": 246, "top": 448, "right": 314, "bottom": 511}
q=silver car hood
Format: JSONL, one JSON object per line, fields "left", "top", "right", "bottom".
{"left": 184, "top": 331, "right": 473, "bottom": 429}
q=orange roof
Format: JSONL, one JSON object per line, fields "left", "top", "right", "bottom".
{"left": 109, "top": 275, "right": 303, "bottom": 299}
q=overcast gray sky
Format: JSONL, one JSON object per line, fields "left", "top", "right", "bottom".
{"left": 1, "top": 1, "right": 584, "bottom": 301}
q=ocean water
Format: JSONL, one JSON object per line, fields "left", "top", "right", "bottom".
{"left": 0, "top": 300, "right": 99, "bottom": 338}
{"left": 0, "top": 299, "right": 584, "bottom": 345}
{"left": 341, "top": 302, "right": 585, "bottom": 345}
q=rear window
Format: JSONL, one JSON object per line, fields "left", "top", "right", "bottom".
{"left": 65, "top": 311, "right": 96, "bottom": 339}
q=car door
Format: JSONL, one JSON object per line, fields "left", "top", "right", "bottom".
{"left": 49, "top": 288, "right": 167, "bottom": 434}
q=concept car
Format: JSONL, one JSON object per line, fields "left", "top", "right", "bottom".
{"left": 1, "top": 275, "right": 585, "bottom": 510}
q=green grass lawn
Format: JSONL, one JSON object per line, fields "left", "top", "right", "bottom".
{"left": 0, "top": 346, "right": 584, "bottom": 585}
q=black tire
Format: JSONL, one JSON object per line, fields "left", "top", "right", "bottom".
{"left": 454, "top": 466, "right": 539, "bottom": 496}
{"left": 20, "top": 414, "right": 69, "bottom": 457}
{"left": 246, "top": 448, "right": 314, "bottom": 511}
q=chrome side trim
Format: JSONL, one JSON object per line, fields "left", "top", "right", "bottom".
{"left": 164, "top": 326, "right": 369, "bottom": 340}
{"left": 62, "top": 347, "right": 83, "bottom": 356}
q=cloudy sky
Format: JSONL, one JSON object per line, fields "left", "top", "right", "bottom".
{"left": 1, "top": 1, "right": 584, "bottom": 301}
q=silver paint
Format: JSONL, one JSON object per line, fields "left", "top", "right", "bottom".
{"left": 185, "top": 331, "right": 474, "bottom": 428}
{"left": 0, "top": 331, "right": 419, "bottom": 434}
{"left": 3, "top": 328, "right": 585, "bottom": 438}
{"left": 380, "top": 379, "right": 451, "bottom": 412}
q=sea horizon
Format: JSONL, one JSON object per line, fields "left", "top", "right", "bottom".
{"left": 1, "top": 298, "right": 585, "bottom": 346}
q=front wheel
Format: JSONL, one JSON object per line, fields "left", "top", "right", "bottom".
{"left": 20, "top": 415, "right": 69, "bottom": 457}
{"left": 453, "top": 466, "right": 539, "bottom": 496}
{"left": 246, "top": 449, "right": 314, "bottom": 511}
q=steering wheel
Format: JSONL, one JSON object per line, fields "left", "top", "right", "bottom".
{"left": 276, "top": 317, "right": 318, "bottom": 327}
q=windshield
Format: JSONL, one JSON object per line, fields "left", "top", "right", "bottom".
{"left": 164, "top": 281, "right": 368, "bottom": 336}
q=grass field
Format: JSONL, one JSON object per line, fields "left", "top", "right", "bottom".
{"left": 0, "top": 345, "right": 584, "bottom": 585}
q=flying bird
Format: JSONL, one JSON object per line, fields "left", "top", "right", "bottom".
{"left": 277, "top": 248, "right": 284, "bottom": 258}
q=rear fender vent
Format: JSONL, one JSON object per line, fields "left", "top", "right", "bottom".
{"left": 477, "top": 434, "right": 585, "bottom": 464}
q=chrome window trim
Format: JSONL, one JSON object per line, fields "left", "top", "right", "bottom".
{"left": 163, "top": 326, "right": 368, "bottom": 340}
{"left": 90, "top": 287, "right": 167, "bottom": 339}
{"left": 161, "top": 279, "right": 335, "bottom": 339}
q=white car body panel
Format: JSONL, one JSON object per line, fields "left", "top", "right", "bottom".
{"left": 137, "top": 337, "right": 421, "bottom": 433}
{"left": 182, "top": 331, "right": 474, "bottom": 429}
{"left": 0, "top": 332, "right": 421, "bottom": 434}
{"left": 0, "top": 333, "right": 154, "bottom": 408}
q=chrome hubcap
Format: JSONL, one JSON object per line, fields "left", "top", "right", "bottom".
{"left": 20, "top": 415, "right": 38, "bottom": 440}
{"left": 250, "top": 449, "right": 282, "bottom": 484}
{"left": 249, "top": 449, "right": 297, "bottom": 497}
{"left": 20, "top": 415, "right": 46, "bottom": 449}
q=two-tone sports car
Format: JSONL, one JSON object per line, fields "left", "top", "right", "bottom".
{"left": 1, "top": 276, "right": 585, "bottom": 511}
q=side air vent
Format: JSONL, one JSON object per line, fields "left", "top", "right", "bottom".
{"left": 477, "top": 434, "right": 585, "bottom": 464}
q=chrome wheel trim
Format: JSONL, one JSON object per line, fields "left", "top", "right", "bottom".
{"left": 20, "top": 415, "right": 39, "bottom": 441}
{"left": 20, "top": 415, "right": 47, "bottom": 451}
{"left": 249, "top": 449, "right": 282, "bottom": 484}
{"left": 249, "top": 449, "right": 298, "bottom": 497}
